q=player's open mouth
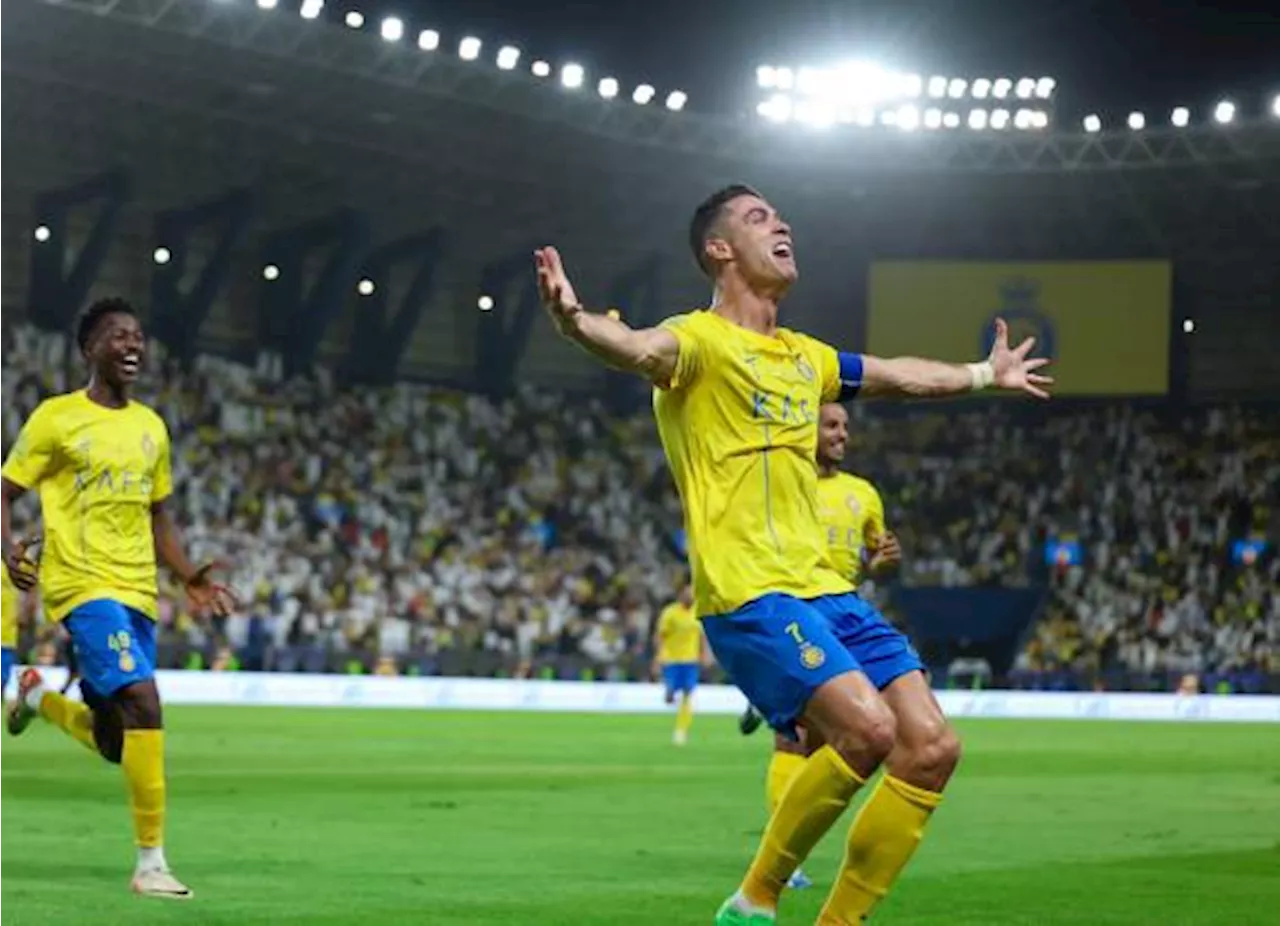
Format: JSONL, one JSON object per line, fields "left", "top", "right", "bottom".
{"left": 120, "top": 353, "right": 141, "bottom": 376}
{"left": 772, "top": 241, "right": 793, "bottom": 259}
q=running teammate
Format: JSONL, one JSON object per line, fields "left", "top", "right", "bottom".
{"left": 534, "top": 184, "right": 1051, "bottom": 924}
{"left": 1, "top": 298, "right": 235, "bottom": 900}
{"left": 653, "top": 582, "right": 703, "bottom": 746}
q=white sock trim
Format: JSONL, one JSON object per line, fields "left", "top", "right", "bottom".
{"left": 24, "top": 682, "right": 47, "bottom": 712}
{"left": 136, "top": 845, "right": 168, "bottom": 872}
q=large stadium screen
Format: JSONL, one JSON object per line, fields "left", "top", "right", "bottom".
{"left": 867, "top": 261, "right": 1172, "bottom": 396}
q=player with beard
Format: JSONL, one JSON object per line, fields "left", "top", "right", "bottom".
{"left": 2, "top": 298, "right": 235, "bottom": 899}
{"left": 535, "top": 184, "right": 1052, "bottom": 924}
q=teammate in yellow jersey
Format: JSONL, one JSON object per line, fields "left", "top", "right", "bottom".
{"left": 2, "top": 556, "right": 34, "bottom": 692}
{"left": 652, "top": 582, "right": 705, "bottom": 746}
{"left": 1, "top": 298, "right": 235, "bottom": 900}
{"left": 739, "top": 402, "right": 903, "bottom": 891}
{"left": 535, "top": 183, "right": 1051, "bottom": 925}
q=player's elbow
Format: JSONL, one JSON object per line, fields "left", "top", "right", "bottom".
{"left": 631, "top": 330, "right": 676, "bottom": 384}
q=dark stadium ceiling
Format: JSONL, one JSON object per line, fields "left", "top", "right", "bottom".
{"left": 344, "top": 0, "right": 1280, "bottom": 124}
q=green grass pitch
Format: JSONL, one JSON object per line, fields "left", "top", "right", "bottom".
{"left": 3, "top": 708, "right": 1278, "bottom": 925}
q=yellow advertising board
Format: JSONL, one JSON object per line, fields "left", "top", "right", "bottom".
{"left": 867, "top": 261, "right": 1171, "bottom": 395}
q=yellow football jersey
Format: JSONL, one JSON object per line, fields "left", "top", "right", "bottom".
{"left": 1, "top": 391, "right": 172, "bottom": 622}
{"left": 817, "top": 471, "right": 886, "bottom": 586}
{"left": 1, "top": 564, "right": 20, "bottom": 648}
{"left": 654, "top": 310, "right": 853, "bottom": 616}
{"left": 655, "top": 601, "right": 702, "bottom": 664}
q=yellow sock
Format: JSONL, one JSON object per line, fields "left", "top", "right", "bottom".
{"left": 742, "top": 745, "right": 865, "bottom": 910}
{"left": 122, "top": 730, "right": 166, "bottom": 848}
{"left": 38, "top": 691, "right": 98, "bottom": 752}
{"left": 674, "top": 697, "right": 694, "bottom": 738}
{"left": 765, "top": 750, "right": 807, "bottom": 813}
{"left": 817, "top": 774, "right": 943, "bottom": 925}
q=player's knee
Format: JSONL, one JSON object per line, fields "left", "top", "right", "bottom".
{"left": 901, "top": 723, "right": 962, "bottom": 790}
{"left": 828, "top": 707, "right": 896, "bottom": 774}
{"left": 115, "top": 681, "right": 163, "bottom": 729}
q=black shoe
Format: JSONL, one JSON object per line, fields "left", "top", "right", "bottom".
{"left": 738, "top": 706, "right": 764, "bottom": 736}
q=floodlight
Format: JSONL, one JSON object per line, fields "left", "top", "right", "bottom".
{"left": 927, "top": 76, "right": 947, "bottom": 98}
{"left": 1182, "top": 318, "right": 1195, "bottom": 334}
{"left": 496, "top": 46, "right": 520, "bottom": 70}
{"left": 380, "top": 17, "right": 403, "bottom": 41}
{"left": 1035, "top": 77, "right": 1055, "bottom": 99}
{"left": 757, "top": 95, "right": 793, "bottom": 123}
{"left": 531, "top": 60, "right": 551, "bottom": 78}
{"left": 992, "top": 78, "right": 1011, "bottom": 99}
{"left": 855, "top": 107, "right": 876, "bottom": 127}
{"left": 795, "top": 100, "right": 834, "bottom": 128}
{"left": 897, "top": 105, "right": 920, "bottom": 131}
{"left": 1171, "top": 106, "right": 1190, "bottom": 127}
{"left": 923, "top": 107, "right": 943, "bottom": 129}
{"left": 256, "top": 0, "right": 277, "bottom": 10}
{"left": 598, "top": 77, "right": 619, "bottom": 99}
{"left": 947, "top": 78, "right": 967, "bottom": 99}
{"left": 1272, "top": 94, "right": 1280, "bottom": 118}
{"left": 478, "top": 295, "right": 495, "bottom": 311}
{"left": 632, "top": 83, "right": 655, "bottom": 104}
{"left": 561, "top": 63, "right": 585, "bottom": 89}
{"left": 418, "top": 29, "right": 439, "bottom": 51}
{"left": 299, "top": 0, "right": 322, "bottom": 19}
{"left": 901, "top": 73, "right": 923, "bottom": 98}
{"left": 153, "top": 247, "right": 171, "bottom": 265}
{"left": 775, "top": 67, "right": 795, "bottom": 90}
{"left": 34, "top": 225, "right": 51, "bottom": 242}
{"left": 1128, "top": 111, "right": 1145, "bottom": 130}
{"left": 1031, "top": 110, "right": 1049, "bottom": 129}
{"left": 990, "top": 108, "right": 1010, "bottom": 130}
{"left": 971, "top": 78, "right": 991, "bottom": 99}
{"left": 757, "top": 66, "right": 777, "bottom": 89}
{"left": 968, "top": 109, "right": 988, "bottom": 130}
{"left": 1014, "top": 108, "right": 1033, "bottom": 129}
{"left": 344, "top": 10, "right": 363, "bottom": 28}
{"left": 263, "top": 264, "right": 280, "bottom": 281}
{"left": 458, "top": 37, "right": 482, "bottom": 61}
{"left": 1214, "top": 100, "right": 1235, "bottom": 123}
{"left": 357, "top": 278, "right": 375, "bottom": 296}
{"left": 1015, "top": 78, "right": 1035, "bottom": 99}
{"left": 665, "top": 90, "right": 687, "bottom": 111}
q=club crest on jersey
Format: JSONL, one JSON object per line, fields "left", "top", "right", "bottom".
{"left": 793, "top": 355, "right": 816, "bottom": 382}
{"left": 140, "top": 432, "right": 158, "bottom": 463}
{"left": 799, "top": 643, "right": 826, "bottom": 670}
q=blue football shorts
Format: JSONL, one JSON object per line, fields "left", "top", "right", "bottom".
{"left": 1, "top": 646, "right": 15, "bottom": 691}
{"left": 661, "top": 662, "right": 700, "bottom": 696}
{"left": 64, "top": 599, "right": 157, "bottom": 698}
{"left": 702, "top": 592, "right": 923, "bottom": 738}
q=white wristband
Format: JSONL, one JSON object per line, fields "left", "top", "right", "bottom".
{"left": 966, "top": 362, "right": 995, "bottom": 391}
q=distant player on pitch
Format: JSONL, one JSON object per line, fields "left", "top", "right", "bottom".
{"left": 652, "top": 581, "right": 704, "bottom": 746}
{"left": 2, "top": 298, "right": 235, "bottom": 900}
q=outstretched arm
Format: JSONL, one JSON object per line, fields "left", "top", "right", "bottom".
{"left": 858, "top": 318, "right": 1053, "bottom": 400}
{"left": 535, "top": 247, "right": 680, "bottom": 386}
{"left": 152, "top": 502, "right": 236, "bottom": 617}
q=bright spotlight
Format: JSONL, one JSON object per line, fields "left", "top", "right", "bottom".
{"left": 797, "top": 100, "right": 835, "bottom": 128}
{"left": 968, "top": 109, "right": 988, "bottom": 130}
{"left": 1031, "top": 110, "right": 1049, "bottom": 129}
{"left": 263, "top": 264, "right": 280, "bottom": 281}
{"left": 357, "top": 278, "right": 376, "bottom": 297}
{"left": 458, "top": 36, "right": 482, "bottom": 61}
{"left": 927, "top": 76, "right": 947, "bottom": 98}
{"left": 1182, "top": 318, "right": 1195, "bottom": 334}
{"left": 531, "top": 59, "right": 551, "bottom": 78}
{"left": 598, "top": 77, "right": 619, "bottom": 99}
{"left": 665, "top": 90, "right": 687, "bottom": 111}
{"left": 379, "top": 17, "right": 403, "bottom": 41}
{"left": 757, "top": 65, "right": 777, "bottom": 89}
{"left": 947, "top": 78, "right": 967, "bottom": 99}
{"left": 1083, "top": 114, "right": 1102, "bottom": 133}
{"left": 757, "top": 97, "right": 793, "bottom": 123}
{"left": 1128, "top": 111, "right": 1146, "bottom": 130}
{"left": 478, "top": 295, "right": 495, "bottom": 312}
{"left": 990, "top": 108, "right": 1010, "bottom": 130}
{"left": 1015, "top": 77, "right": 1035, "bottom": 99}
{"left": 632, "top": 83, "right": 655, "bottom": 104}
{"left": 901, "top": 73, "right": 923, "bottom": 98}
{"left": 255, "top": 0, "right": 277, "bottom": 10}
{"left": 496, "top": 45, "right": 520, "bottom": 70}
{"left": 923, "top": 107, "right": 943, "bottom": 129}
{"left": 299, "top": 0, "right": 322, "bottom": 19}
{"left": 153, "top": 247, "right": 172, "bottom": 265}
{"left": 942, "top": 112, "right": 960, "bottom": 129}
{"left": 33, "top": 225, "right": 51, "bottom": 243}
{"left": 972, "top": 78, "right": 992, "bottom": 99}
{"left": 1214, "top": 100, "right": 1235, "bottom": 124}
{"left": 1272, "top": 94, "right": 1280, "bottom": 117}
{"left": 855, "top": 107, "right": 876, "bottom": 127}
{"left": 897, "top": 105, "right": 920, "bottom": 131}
{"left": 774, "top": 67, "right": 795, "bottom": 90}
{"left": 418, "top": 29, "right": 439, "bottom": 51}
{"left": 1171, "top": 106, "right": 1190, "bottom": 127}
{"left": 1013, "top": 108, "right": 1032, "bottom": 130}
{"left": 344, "top": 10, "right": 363, "bottom": 28}
{"left": 992, "top": 78, "right": 1012, "bottom": 99}
{"left": 1035, "top": 77, "right": 1056, "bottom": 99}
{"left": 561, "top": 63, "right": 585, "bottom": 89}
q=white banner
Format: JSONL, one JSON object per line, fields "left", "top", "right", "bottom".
{"left": 9, "top": 669, "right": 1279, "bottom": 722}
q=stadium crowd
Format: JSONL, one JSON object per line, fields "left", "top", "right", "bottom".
{"left": 3, "top": 325, "right": 1276, "bottom": 690}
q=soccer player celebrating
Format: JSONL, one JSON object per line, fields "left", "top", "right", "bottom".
{"left": 534, "top": 185, "right": 1051, "bottom": 925}
{"left": 1, "top": 298, "right": 234, "bottom": 900}
{"left": 652, "top": 581, "right": 704, "bottom": 746}
{"left": 740, "top": 402, "right": 903, "bottom": 891}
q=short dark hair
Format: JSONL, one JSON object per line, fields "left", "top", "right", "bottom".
{"left": 76, "top": 297, "right": 138, "bottom": 354}
{"left": 688, "top": 183, "right": 762, "bottom": 277}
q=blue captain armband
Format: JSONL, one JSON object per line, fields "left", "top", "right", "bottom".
{"left": 837, "top": 352, "right": 864, "bottom": 400}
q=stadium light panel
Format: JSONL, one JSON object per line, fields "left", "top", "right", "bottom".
{"left": 357, "top": 278, "right": 375, "bottom": 296}
{"left": 923, "top": 107, "right": 943, "bottom": 129}
{"left": 968, "top": 109, "right": 988, "bottom": 130}
{"left": 1015, "top": 78, "right": 1035, "bottom": 99}
{"left": 947, "top": 78, "right": 967, "bottom": 99}
{"left": 458, "top": 37, "right": 482, "bottom": 61}
{"left": 1182, "top": 318, "right": 1195, "bottom": 334}
{"left": 757, "top": 95, "right": 792, "bottom": 123}
{"left": 795, "top": 100, "right": 835, "bottom": 128}
{"left": 1014, "top": 108, "right": 1033, "bottom": 130}
{"left": 897, "top": 104, "right": 920, "bottom": 131}
{"left": 478, "top": 295, "right": 495, "bottom": 311}
{"left": 263, "top": 264, "right": 280, "bottom": 281}
{"left": 153, "top": 247, "right": 172, "bottom": 265}
{"left": 33, "top": 225, "right": 51, "bottom": 243}
{"left": 1083, "top": 114, "right": 1101, "bottom": 132}
{"left": 1272, "top": 94, "right": 1280, "bottom": 117}
{"left": 1171, "top": 106, "right": 1190, "bottom": 127}
{"left": 379, "top": 17, "right": 403, "bottom": 41}
{"left": 1031, "top": 110, "right": 1049, "bottom": 129}
{"left": 531, "top": 59, "right": 551, "bottom": 78}
{"left": 796, "top": 67, "right": 822, "bottom": 96}
{"left": 344, "top": 10, "right": 363, "bottom": 28}
{"left": 299, "top": 0, "right": 323, "bottom": 19}
{"left": 598, "top": 77, "right": 619, "bottom": 99}
{"left": 971, "top": 78, "right": 992, "bottom": 99}
{"left": 775, "top": 67, "right": 795, "bottom": 90}
{"left": 256, "top": 0, "right": 277, "bottom": 10}
{"left": 1035, "top": 77, "right": 1056, "bottom": 99}
{"left": 992, "top": 78, "right": 1012, "bottom": 99}
{"left": 665, "top": 90, "right": 688, "bottom": 111}
{"left": 418, "top": 29, "right": 440, "bottom": 51}
{"left": 927, "top": 76, "right": 947, "bottom": 98}
{"left": 1214, "top": 100, "right": 1235, "bottom": 123}
{"left": 901, "top": 73, "right": 924, "bottom": 98}
{"left": 632, "top": 83, "right": 655, "bottom": 104}
{"left": 496, "top": 45, "right": 520, "bottom": 70}
{"left": 1127, "top": 111, "right": 1145, "bottom": 130}
{"left": 757, "top": 65, "right": 777, "bottom": 89}
{"left": 990, "top": 108, "right": 1010, "bottom": 130}
{"left": 942, "top": 112, "right": 960, "bottom": 128}
{"left": 561, "top": 63, "right": 585, "bottom": 89}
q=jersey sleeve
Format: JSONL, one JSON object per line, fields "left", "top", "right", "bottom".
{"left": 656, "top": 314, "right": 703, "bottom": 391}
{"left": 1, "top": 403, "right": 58, "bottom": 490}
{"left": 808, "top": 338, "right": 863, "bottom": 404}
{"left": 865, "top": 485, "right": 887, "bottom": 541}
{"left": 150, "top": 418, "right": 174, "bottom": 503}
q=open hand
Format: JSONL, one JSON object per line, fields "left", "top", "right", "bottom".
{"left": 534, "top": 247, "right": 584, "bottom": 337}
{"left": 867, "top": 531, "right": 903, "bottom": 575}
{"left": 184, "top": 562, "right": 239, "bottom": 618}
{"left": 988, "top": 317, "right": 1054, "bottom": 399}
